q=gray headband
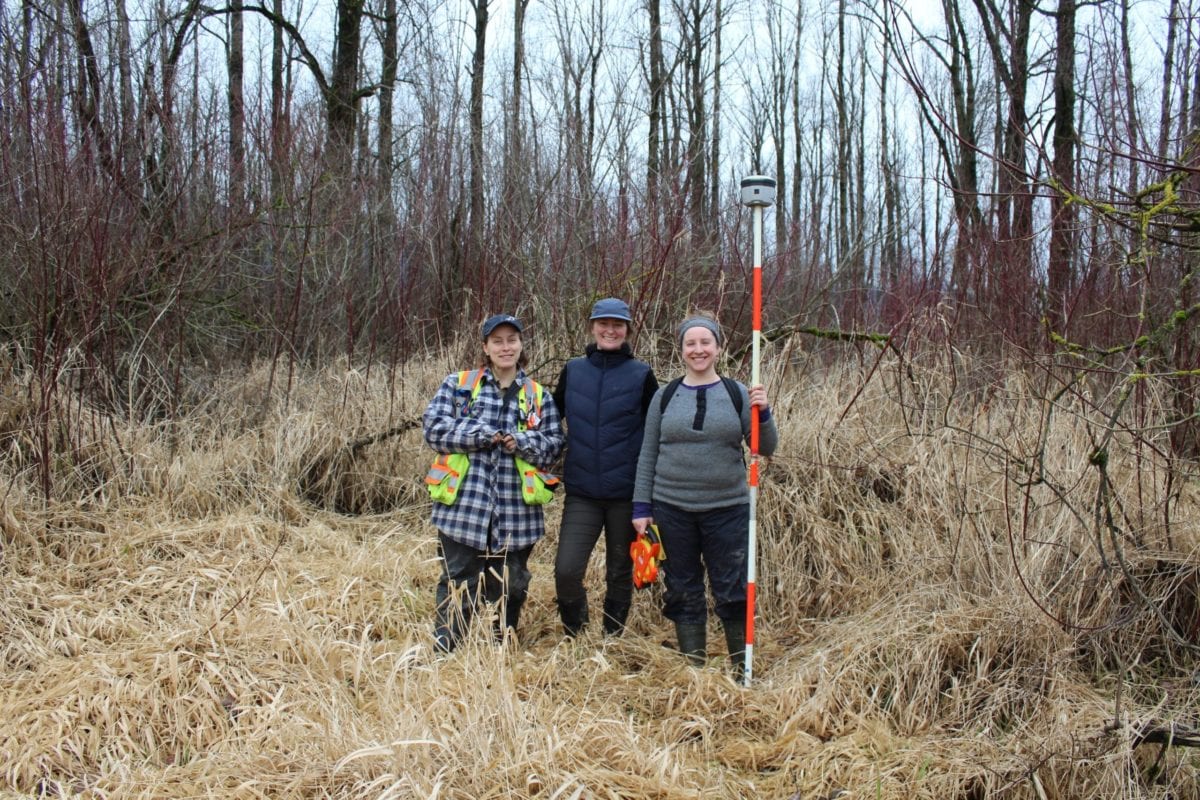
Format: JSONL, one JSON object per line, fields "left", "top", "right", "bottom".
{"left": 678, "top": 316, "right": 722, "bottom": 346}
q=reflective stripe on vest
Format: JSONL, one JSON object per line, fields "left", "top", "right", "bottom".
{"left": 518, "top": 458, "right": 560, "bottom": 505}
{"left": 425, "top": 452, "right": 468, "bottom": 504}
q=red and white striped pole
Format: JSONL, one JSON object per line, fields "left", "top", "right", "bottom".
{"left": 739, "top": 175, "right": 775, "bottom": 686}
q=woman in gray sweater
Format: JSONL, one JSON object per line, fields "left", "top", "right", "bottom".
{"left": 631, "top": 314, "right": 778, "bottom": 680}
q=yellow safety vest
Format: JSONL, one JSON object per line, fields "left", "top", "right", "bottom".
{"left": 425, "top": 370, "right": 560, "bottom": 506}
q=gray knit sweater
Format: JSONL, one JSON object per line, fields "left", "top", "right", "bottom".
{"left": 633, "top": 379, "right": 779, "bottom": 511}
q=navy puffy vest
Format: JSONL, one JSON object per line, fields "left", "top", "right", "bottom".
{"left": 561, "top": 346, "right": 651, "bottom": 499}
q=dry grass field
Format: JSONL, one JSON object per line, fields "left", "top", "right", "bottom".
{"left": 1, "top": 343, "right": 1198, "bottom": 799}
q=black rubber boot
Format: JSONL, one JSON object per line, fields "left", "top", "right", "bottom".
{"left": 557, "top": 598, "right": 589, "bottom": 638}
{"left": 505, "top": 594, "right": 525, "bottom": 631}
{"left": 495, "top": 595, "right": 526, "bottom": 643}
{"left": 723, "top": 620, "right": 746, "bottom": 683}
{"left": 674, "top": 622, "right": 707, "bottom": 666}
{"left": 433, "top": 604, "right": 462, "bottom": 653}
{"left": 601, "top": 599, "right": 630, "bottom": 636}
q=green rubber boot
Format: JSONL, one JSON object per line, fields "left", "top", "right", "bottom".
{"left": 557, "top": 598, "right": 589, "bottom": 638}
{"left": 675, "top": 622, "right": 707, "bottom": 666}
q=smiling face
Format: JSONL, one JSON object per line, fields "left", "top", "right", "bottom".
{"left": 680, "top": 325, "right": 720, "bottom": 379}
{"left": 483, "top": 325, "right": 523, "bottom": 375}
{"left": 590, "top": 318, "right": 629, "bottom": 351}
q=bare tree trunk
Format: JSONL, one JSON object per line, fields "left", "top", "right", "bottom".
{"left": 1177, "top": 13, "right": 1193, "bottom": 150}
{"left": 880, "top": 0, "right": 899, "bottom": 292}
{"left": 835, "top": 0, "right": 850, "bottom": 273}
{"left": 1006, "top": 0, "right": 1034, "bottom": 316}
{"left": 812, "top": 37, "right": 828, "bottom": 274}
{"left": 773, "top": 74, "right": 786, "bottom": 260}
{"left": 768, "top": 4, "right": 791, "bottom": 259}
{"left": 505, "top": 0, "right": 529, "bottom": 202}
{"left": 791, "top": 8, "right": 802, "bottom": 259}
{"left": 378, "top": 0, "right": 398, "bottom": 203}
{"left": 270, "top": 0, "right": 287, "bottom": 205}
{"left": 1120, "top": 0, "right": 1139, "bottom": 210}
{"left": 1156, "top": 0, "right": 1180, "bottom": 160}
{"left": 941, "top": 0, "right": 983, "bottom": 301}
{"left": 468, "top": 0, "right": 488, "bottom": 270}
{"left": 553, "top": 0, "right": 605, "bottom": 282}
{"left": 648, "top": 0, "right": 665, "bottom": 219}
{"left": 972, "top": 0, "right": 1034, "bottom": 334}
{"left": 584, "top": 2, "right": 602, "bottom": 264}
{"left": 227, "top": 3, "right": 245, "bottom": 208}
{"left": 683, "top": 0, "right": 708, "bottom": 241}
{"left": 114, "top": 0, "right": 138, "bottom": 182}
{"left": 497, "top": 0, "right": 532, "bottom": 300}
{"left": 1168, "top": 50, "right": 1200, "bottom": 460}
{"left": 920, "top": 119, "right": 932, "bottom": 279}
{"left": 66, "top": 0, "right": 114, "bottom": 175}
{"left": 14, "top": 1, "right": 35, "bottom": 123}
{"left": 1047, "top": 0, "right": 1077, "bottom": 330}
{"left": 709, "top": 0, "right": 722, "bottom": 235}
{"left": 328, "top": 0, "right": 364, "bottom": 181}
{"left": 666, "top": 64, "right": 683, "bottom": 185}
{"left": 151, "top": 0, "right": 202, "bottom": 223}
{"left": 855, "top": 34, "right": 867, "bottom": 293}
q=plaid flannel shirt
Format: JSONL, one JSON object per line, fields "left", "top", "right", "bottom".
{"left": 423, "top": 368, "right": 565, "bottom": 551}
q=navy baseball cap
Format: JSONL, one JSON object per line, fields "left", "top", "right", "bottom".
{"left": 481, "top": 314, "right": 523, "bottom": 339}
{"left": 589, "top": 298, "right": 633, "bottom": 323}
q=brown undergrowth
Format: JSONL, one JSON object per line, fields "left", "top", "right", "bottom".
{"left": 1, "top": 344, "right": 1197, "bottom": 799}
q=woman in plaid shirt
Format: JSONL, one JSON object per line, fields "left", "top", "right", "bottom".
{"left": 422, "top": 314, "right": 565, "bottom": 653}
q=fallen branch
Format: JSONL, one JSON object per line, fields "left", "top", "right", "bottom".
{"left": 1132, "top": 722, "right": 1200, "bottom": 749}
{"left": 343, "top": 420, "right": 421, "bottom": 454}
{"left": 728, "top": 324, "right": 891, "bottom": 363}
{"left": 298, "top": 419, "right": 421, "bottom": 508}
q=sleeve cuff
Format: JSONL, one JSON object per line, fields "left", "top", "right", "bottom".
{"left": 632, "top": 501, "right": 653, "bottom": 519}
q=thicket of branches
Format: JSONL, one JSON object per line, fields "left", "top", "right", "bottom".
{"left": 0, "top": 0, "right": 1197, "bottom": 489}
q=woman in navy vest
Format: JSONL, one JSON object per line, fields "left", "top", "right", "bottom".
{"left": 551, "top": 299, "right": 659, "bottom": 637}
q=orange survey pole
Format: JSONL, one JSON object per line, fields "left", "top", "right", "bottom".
{"left": 739, "top": 175, "right": 775, "bottom": 686}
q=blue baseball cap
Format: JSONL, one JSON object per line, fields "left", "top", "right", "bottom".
{"left": 589, "top": 298, "right": 633, "bottom": 323}
{"left": 481, "top": 313, "right": 523, "bottom": 339}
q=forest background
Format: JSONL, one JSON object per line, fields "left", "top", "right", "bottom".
{"left": 1, "top": 0, "right": 1199, "bottom": 796}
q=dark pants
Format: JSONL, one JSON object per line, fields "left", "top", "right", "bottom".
{"left": 554, "top": 494, "right": 635, "bottom": 611}
{"left": 434, "top": 531, "right": 533, "bottom": 651}
{"left": 653, "top": 500, "right": 748, "bottom": 626}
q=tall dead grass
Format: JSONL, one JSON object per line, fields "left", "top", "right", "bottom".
{"left": 1, "top": 344, "right": 1197, "bottom": 798}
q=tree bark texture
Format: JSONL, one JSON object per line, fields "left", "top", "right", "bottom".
{"left": 1047, "top": 0, "right": 1078, "bottom": 331}
{"left": 468, "top": 0, "right": 488, "bottom": 265}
